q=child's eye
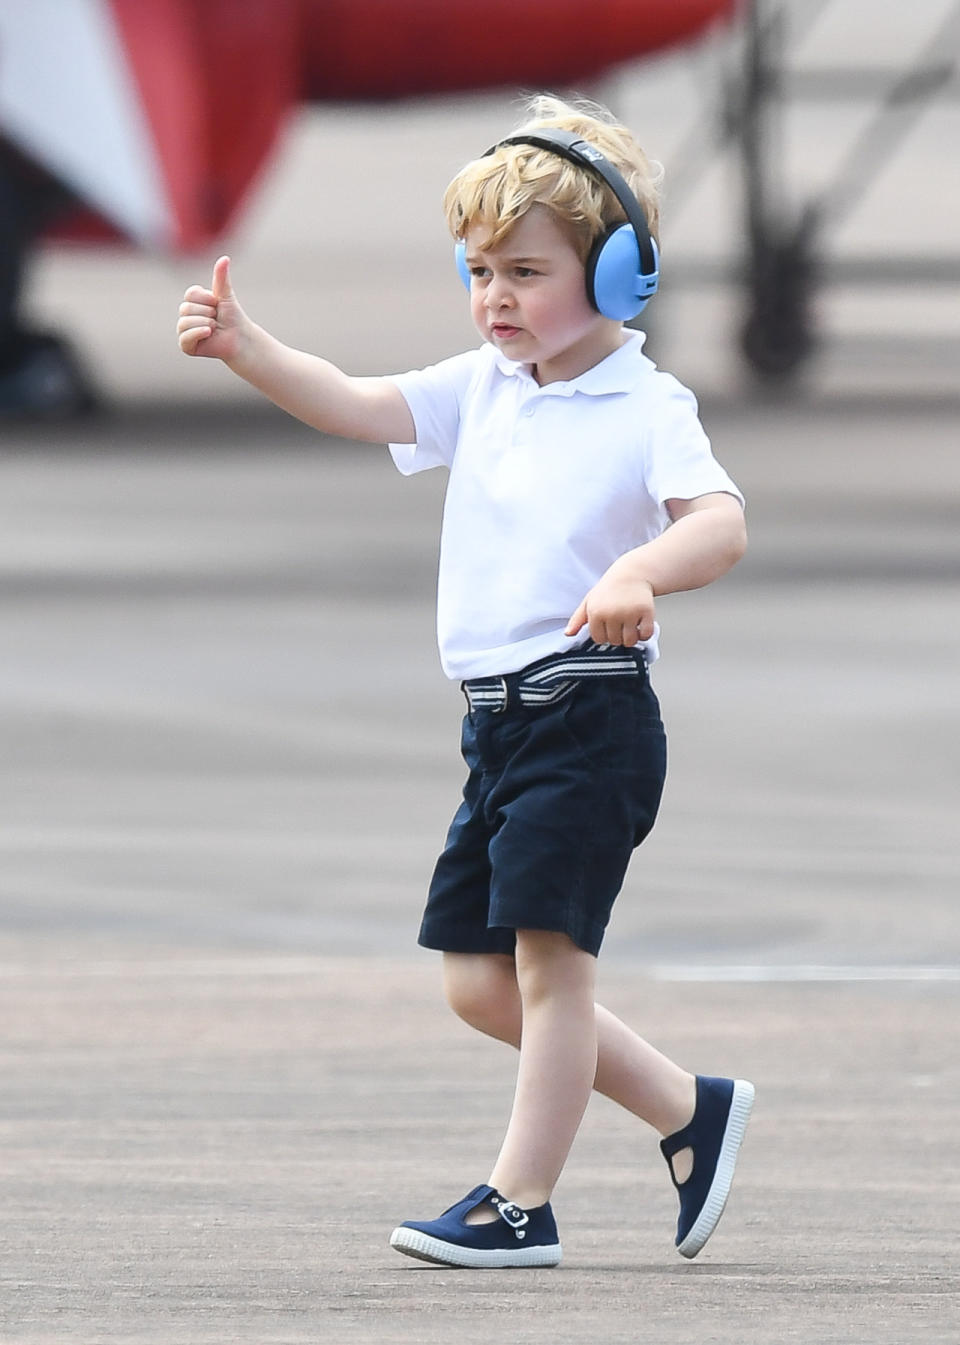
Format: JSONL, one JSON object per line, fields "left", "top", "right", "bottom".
{"left": 514, "top": 267, "right": 537, "bottom": 278}
{"left": 470, "top": 266, "right": 491, "bottom": 280}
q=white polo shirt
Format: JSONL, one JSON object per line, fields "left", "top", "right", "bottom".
{"left": 388, "top": 331, "right": 742, "bottom": 680}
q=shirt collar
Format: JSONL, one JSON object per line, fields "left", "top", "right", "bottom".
{"left": 489, "top": 330, "right": 653, "bottom": 396}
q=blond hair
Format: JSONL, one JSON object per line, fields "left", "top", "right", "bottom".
{"left": 443, "top": 94, "right": 663, "bottom": 261}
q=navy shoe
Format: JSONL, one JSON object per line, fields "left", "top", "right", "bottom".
{"left": 660, "top": 1075, "right": 754, "bottom": 1259}
{"left": 390, "top": 1184, "right": 562, "bottom": 1268}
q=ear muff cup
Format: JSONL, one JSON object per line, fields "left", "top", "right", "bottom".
{"left": 454, "top": 239, "right": 471, "bottom": 291}
{"left": 586, "top": 224, "right": 660, "bottom": 321}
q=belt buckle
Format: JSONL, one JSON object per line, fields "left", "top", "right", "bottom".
{"left": 462, "top": 676, "right": 509, "bottom": 714}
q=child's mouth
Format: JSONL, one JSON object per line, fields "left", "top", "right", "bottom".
{"left": 491, "top": 324, "right": 522, "bottom": 340}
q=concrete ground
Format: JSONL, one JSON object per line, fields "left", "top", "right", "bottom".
{"left": 1, "top": 389, "right": 958, "bottom": 1342}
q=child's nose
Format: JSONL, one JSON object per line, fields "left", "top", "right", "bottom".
{"left": 486, "top": 275, "right": 514, "bottom": 309}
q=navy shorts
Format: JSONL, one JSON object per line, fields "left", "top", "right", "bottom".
{"left": 419, "top": 659, "right": 667, "bottom": 958}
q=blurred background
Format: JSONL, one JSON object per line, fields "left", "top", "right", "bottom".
{"left": 1, "top": 0, "right": 958, "bottom": 970}
{"left": 2, "top": 0, "right": 957, "bottom": 408}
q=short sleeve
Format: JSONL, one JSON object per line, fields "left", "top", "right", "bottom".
{"left": 643, "top": 377, "right": 744, "bottom": 508}
{"left": 386, "top": 349, "right": 482, "bottom": 476}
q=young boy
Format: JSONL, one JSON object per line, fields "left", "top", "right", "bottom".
{"left": 177, "top": 94, "right": 753, "bottom": 1269}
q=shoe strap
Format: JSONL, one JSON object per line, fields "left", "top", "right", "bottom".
{"left": 660, "top": 1121, "right": 696, "bottom": 1160}
{"left": 660, "top": 1124, "right": 696, "bottom": 1188}
{"left": 488, "top": 1189, "right": 531, "bottom": 1232}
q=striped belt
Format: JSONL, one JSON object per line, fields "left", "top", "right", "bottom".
{"left": 461, "top": 642, "right": 645, "bottom": 714}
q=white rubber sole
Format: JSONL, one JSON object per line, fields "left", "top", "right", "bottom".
{"left": 390, "top": 1226, "right": 562, "bottom": 1268}
{"left": 677, "top": 1078, "right": 755, "bottom": 1259}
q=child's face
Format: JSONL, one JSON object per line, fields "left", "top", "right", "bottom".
{"left": 463, "top": 204, "right": 622, "bottom": 384}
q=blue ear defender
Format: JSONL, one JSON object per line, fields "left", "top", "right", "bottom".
{"left": 453, "top": 128, "right": 660, "bottom": 320}
{"left": 587, "top": 224, "right": 660, "bottom": 321}
{"left": 454, "top": 238, "right": 471, "bottom": 290}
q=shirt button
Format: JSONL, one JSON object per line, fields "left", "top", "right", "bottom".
{"left": 523, "top": 406, "right": 535, "bottom": 417}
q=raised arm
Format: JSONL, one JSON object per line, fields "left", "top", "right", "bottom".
{"left": 176, "top": 256, "right": 415, "bottom": 444}
{"left": 566, "top": 493, "right": 747, "bottom": 648}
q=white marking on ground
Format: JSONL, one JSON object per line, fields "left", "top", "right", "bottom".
{"left": 649, "top": 964, "right": 960, "bottom": 983}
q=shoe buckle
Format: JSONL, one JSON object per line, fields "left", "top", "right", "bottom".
{"left": 492, "top": 1197, "right": 529, "bottom": 1237}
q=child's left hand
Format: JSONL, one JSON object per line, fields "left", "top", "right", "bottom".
{"left": 565, "top": 564, "right": 655, "bottom": 649}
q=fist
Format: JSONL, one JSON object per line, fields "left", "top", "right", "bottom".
{"left": 566, "top": 574, "right": 656, "bottom": 648}
{"left": 177, "top": 255, "right": 244, "bottom": 360}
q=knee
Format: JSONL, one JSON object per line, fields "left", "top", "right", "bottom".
{"left": 514, "top": 929, "right": 597, "bottom": 1006}
{"left": 443, "top": 953, "right": 521, "bottom": 1044}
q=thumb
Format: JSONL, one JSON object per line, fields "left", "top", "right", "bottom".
{"left": 211, "top": 255, "right": 234, "bottom": 302}
{"left": 565, "top": 598, "right": 587, "bottom": 637}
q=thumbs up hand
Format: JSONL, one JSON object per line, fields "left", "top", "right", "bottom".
{"left": 177, "top": 255, "right": 250, "bottom": 362}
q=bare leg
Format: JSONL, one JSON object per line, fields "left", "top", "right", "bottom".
{"left": 444, "top": 949, "right": 697, "bottom": 1195}
{"left": 482, "top": 930, "right": 598, "bottom": 1210}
